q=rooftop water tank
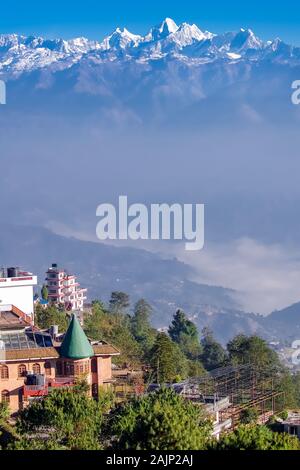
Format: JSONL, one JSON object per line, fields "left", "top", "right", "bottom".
{"left": 7, "top": 267, "right": 18, "bottom": 278}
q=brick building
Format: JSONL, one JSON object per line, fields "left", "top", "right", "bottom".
{"left": 0, "top": 306, "right": 119, "bottom": 415}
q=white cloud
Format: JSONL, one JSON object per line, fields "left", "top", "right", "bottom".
{"left": 46, "top": 220, "right": 300, "bottom": 315}
{"left": 174, "top": 238, "right": 300, "bottom": 315}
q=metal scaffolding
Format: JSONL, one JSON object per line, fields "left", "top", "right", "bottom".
{"left": 181, "top": 364, "right": 285, "bottom": 427}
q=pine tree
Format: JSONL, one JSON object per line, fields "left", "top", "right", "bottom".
{"left": 109, "top": 388, "right": 212, "bottom": 450}
{"left": 211, "top": 424, "right": 300, "bottom": 450}
{"left": 41, "top": 284, "right": 48, "bottom": 301}
{"left": 131, "top": 299, "right": 156, "bottom": 355}
{"left": 168, "top": 309, "right": 202, "bottom": 360}
{"left": 227, "top": 334, "right": 280, "bottom": 372}
{"left": 149, "top": 332, "right": 188, "bottom": 383}
{"left": 15, "top": 387, "right": 114, "bottom": 450}
{"left": 201, "top": 327, "right": 227, "bottom": 371}
{"left": 109, "top": 291, "right": 130, "bottom": 313}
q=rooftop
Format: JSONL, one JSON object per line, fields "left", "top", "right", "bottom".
{"left": 5, "top": 347, "right": 59, "bottom": 361}
{"left": 3, "top": 343, "right": 119, "bottom": 361}
{"left": 60, "top": 314, "right": 95, "bottom": 360}
{"left": 0, "top": 305, "right": 119, "bottom": 360}
{"left": 283, "top": 413, "right": 300, "bottom": 426}
{"left": 0, "top": 267, "right": 34, "bottom": 279}
{"left": 0, "top": 305, "right": 33, "bottom": 329}
{"left": 1, "top": 330, "right": 53, "bottom": 350}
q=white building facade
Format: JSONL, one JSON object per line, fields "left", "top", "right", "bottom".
{"left": 0, "top": 268, "right": 37, "bottom": 319}
{"left": 45, "top": 264, "right": 87, "bottom": 311}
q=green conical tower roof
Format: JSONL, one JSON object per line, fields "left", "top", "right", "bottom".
{"left": 60, "top": 314, "right": 94, "bottom": 359}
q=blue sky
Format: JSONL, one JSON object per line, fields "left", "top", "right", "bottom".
{"left": 1, "top": 1, "right": 300, "bottom": 45}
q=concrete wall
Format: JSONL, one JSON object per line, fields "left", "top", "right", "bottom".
{"left": 0, "top": 279, "right": 37, "bottom": 317}
{"left": 96, "top": 356, "right": 112, "bottom": 385}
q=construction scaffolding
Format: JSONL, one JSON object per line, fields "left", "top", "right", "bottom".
{"left": 179, "top": 364, "right": 285, "bottom": 428}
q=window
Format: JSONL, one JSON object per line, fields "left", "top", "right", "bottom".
{"left": 56, "top": 361, "right": 63, "bottom": 376}
{"left": 32, "top": 363, "right": 41, "bottom": 374}
{"left": 18, "top": 364, "right": 27, "bottom": 378}
{"left": 1, "top": 365, "right": 9, "bottom": 380}
{"left": 91, "top": 358, "right": 97, "bottom": 374}
{"left": 44, "top": 362, "right": 51, "bottom": 376}
{"left": 64, "top": 362, "right": 74, "bottom": 376}
{"left": 1, "top": 390, "right": 9, "bottom": 404}
{"left": 290, "top": 426, "right": 298, "bottom": 436}
{"left": 75, "top": 362, "right": 85, "bottom": 375}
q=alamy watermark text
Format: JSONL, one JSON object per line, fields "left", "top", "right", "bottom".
{"left": 96, "top": 196, "right": 205, "bottom": 251}
{"left": 0, "top": 80, "right": 6, "bottom": 105}
{"left": 291, "top": 80, "right": 300, "bottom": 105}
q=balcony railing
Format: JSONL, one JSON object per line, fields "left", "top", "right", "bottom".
{"left": 23, "top": 384, "right": 48, "bottom": 398}
{"left": 23, "top": 377, "right": 76, "bottom": 398}
{"left": 51, "top": 376, "right": 75, "bottom": 385}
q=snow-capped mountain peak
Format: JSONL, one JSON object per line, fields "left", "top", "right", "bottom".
{"left": 158, "top": 17, "right": 179, "bottom": 35}
{"left": 169, "top": 22, "right": 214, "bottom": 47}
{"left": 145, "top": 17, "right": 179, "bottom": 42}
{"left": 231, "top": 28, "right": 263, "bottom": 51}
{"left": 0, "top": 19, "right": 299, "bottom": 77}
{"left": 100, "top": 27, "right": 142, "bottom": 50}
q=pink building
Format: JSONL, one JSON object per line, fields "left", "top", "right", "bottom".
{"left": 45, "top": 264, "right": 87, "bottom": 311}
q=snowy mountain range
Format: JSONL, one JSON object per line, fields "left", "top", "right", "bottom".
{"left": 1, "top": 20, "right": 300, "bottom": 343}
{"left": 0, "top": 18, "right": 299, "bottom": 127}
{"left": 1, "top": 17, "right": 300, "bottom": 76}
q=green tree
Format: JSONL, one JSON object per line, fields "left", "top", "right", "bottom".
{"left": 41, "top": 284, "right": 48, "bottom": 301}
{"left": 201, "top": 328, "right": 227, "bottom": 371}
{"left": 240, "top": 407, "right": 259, "bottom": 424}
{"left": 291, "top": 372, "right": 300, "bottom": 407}
{"left": 131, "top": 299, "right": 156, "bottom": 356}
{"left": 84, "top": 301, "right": 108, "bottom": 339}
{"left": 211, "top": 424, "right": 300, "bottom": 450}
{"left": 186, "top": 359, "right": 207, "bottom": 378}
{"left": 84, "top": 302, "right": 142, "bottom": 368}
{"left": 109, "top": 291, "right": 130, "bottom": 313}
{"left": 0, "top": 402, "right": 9, "bottom": 423}
{"left": 149, "top": 333, "right": 188, "bottom": 383}
{"left": 0, "top": 402, "right": 16, "bottom": 450}
{"left": 227, "top": 335, "right": 299, "bottom": 410}
{"left": 277, "top": 371, "right": 299, "bottom": 410}
{"left": 35, "top": 304, "right": 69, "bottom": 332}
{"left": 15, "top": 386, "right": 114, "bottom": 450}
{"left": 91, "top": 299, "right": 106, "bottom": 309}
{"left": 108, "top": 388, "right": 212, "bottom": 450}
{"left": 227, "top": 334, "right": 280, "bottom": 372}
{"left": 168, "top": 310, "right": 202, "bottom": 360}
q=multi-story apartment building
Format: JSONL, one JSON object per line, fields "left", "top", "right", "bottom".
{"left": 0, "top": 267, "right": 37, "bottom": 320}
{"left": 45, "top": 264, "right": 87, "bottom": 311}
